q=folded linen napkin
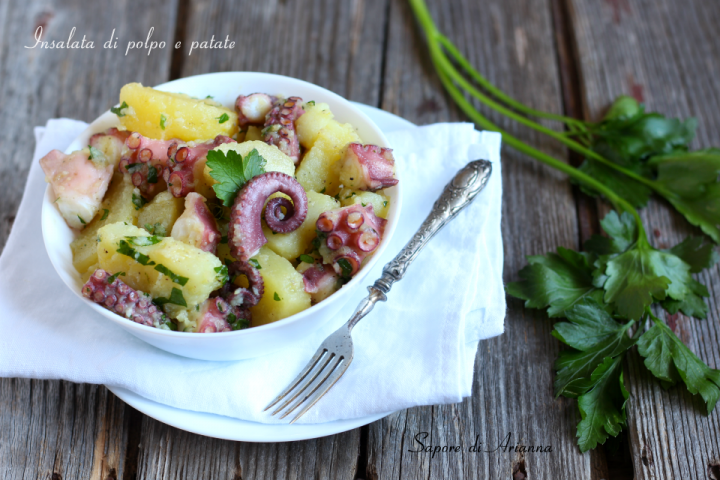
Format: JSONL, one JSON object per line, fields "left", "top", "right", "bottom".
{"left": 0, "top": 118, "right": 504, "bottom": 424}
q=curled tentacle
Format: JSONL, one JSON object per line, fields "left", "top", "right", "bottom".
{"left": 218, "top": 260, "right": 265, "bottom": 308}
{"left": 316, "top": 204, "right": 387, "bottom": 276}
{"left": 264, "top": 197, "right": 296, "bottom": 233}
{"left": 82, "top": 269, "right": 174, "bottom": 329}
{"left": 263, "top": 96, "right": 305, "bottom": 164}
{"left": 235, "top": 93, "right": 277, "bottom": 127}
{"left": 228, "top": 171, "right": 308, "bottom": 261}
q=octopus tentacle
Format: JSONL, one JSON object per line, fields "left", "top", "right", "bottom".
{"left": 263, "top": 96, "right": 305, "bottom": 164}
{"left": 164, "top": 134, "right": 236, "bottom": 198}
{"left": 235, "top": 93, "right": 277, "bottom": 128}
{"left": 219, "top": 260, "right": 265, "bottom": 308}
{"left": 228, "top": 171, "right": 308, "bottom": 261}
{"left": 195, "top": 297, "right": 250, "bottom": 333}
{"left": 82, "top": 269, "right": 173, "bottom": 329}
{"left": 337, "top": 143, "right": 399, "bottom": 191}
{"left": 119, "top": 133, "right": 177, "bottom": 198}
{"left": 316, "top": 204, "right": 387, "bottom": 276}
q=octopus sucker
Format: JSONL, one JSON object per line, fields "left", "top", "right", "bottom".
{"left": 316, "top": 204, "right": 387, "bottom": 276}
{"left": 195, "top": 297, "right": 249, "bottom": 333}
{"left": 228, "top": 171, "right": 308, "bottom": 261}
{"left": 218, "top": 260, "right": 265, "bottom": 308}
{"left": 263, "top": 96, "right": 304, "bottom": 164}
{"left": 82, "top": 269, "right": 172, "bottom": 329}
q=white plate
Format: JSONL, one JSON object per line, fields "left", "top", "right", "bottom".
{"left": 107, "top": 102, "right": 415, "bottom": 442}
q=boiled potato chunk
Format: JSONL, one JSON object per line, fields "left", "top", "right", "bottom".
{"left": 296, "top": 102, "right": 333, "bottom": 149}
{"left": 96, "top": 222, "right": 224, "bottom": 318}
{"left": 296, "top": 120, "right": 361, "bottom": 196}
{"left": 250, "top": 247, "right": 311, "bottom": 326}
{"left": 340, "top": 189, "right": 390, "bottom": 219}
{"left": 244, "top": 125, "right": 262, "bottom": 141}
{"left": 71, "top": 173, "right": 137, "bottom": 274}
{"left": 202, "top": 141, "right": 296, "bottom": 190}
{"left": 263, "top": 191, "right": 340, "bottom": 260}
{"left": 118, "top": 83, "right": 238, "bottom": 141}
{"left": 137, "top": 191, "right": 185, "bottom": 236}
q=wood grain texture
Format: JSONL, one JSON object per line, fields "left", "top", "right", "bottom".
{"left": 133, "top": 1, "right": 389, "bottom": 477}
{"left": 365, "top": 0, "right": 607, "bottom": 478}
{"left": 568, "top": 0, "right": 720, "bottom": 478}
{"left": 0, "top": 1, "right": 177, "bottom": 478}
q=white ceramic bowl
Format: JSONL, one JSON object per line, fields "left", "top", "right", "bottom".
{"left": 41, "top": 72, "right": 401, "bottom": 361}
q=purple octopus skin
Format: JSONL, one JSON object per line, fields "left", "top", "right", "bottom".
{"left": 338, "top": 143, "right": 399, "bottom": 191}
{"left": 164, "top": 135, "right": 236, "bottom": 198}
{"left": 195, "top": 297, "right": 250, "bottom": 333}
{"left": 218, "top": 260, "right": 265, "bottom": 308}
{"left": 301, "top": 262, "right": 340, "bottom": 303}
{"left": 235, "top": 93, "right": 277, "bottom": 128}
{"left": 263, "top": 96, "right": 305, "bottom": 164}
{"left": 82, "top": 269, "right": 171, "bottom": 329}
{"left": 119, "top": 133, "right": 235, "bottom": 199}
{"left": 316, "top": 204, "right": 387, "bottom": 276}
{"left": 228, "top": 171, "right": 308, "bottom": 261}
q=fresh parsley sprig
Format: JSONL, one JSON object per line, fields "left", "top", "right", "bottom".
{"left": 410, "top": 0, "right": 720, "bottom": 452}
{"left": 206, "top": 148, "right": 267, "bottom": 207}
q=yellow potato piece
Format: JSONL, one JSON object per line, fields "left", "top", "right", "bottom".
{"left": 263, "top": 191, "right": 340, "bottom": 260}
{"left": 296, "top": 102, "right": 334, "bottom": 149}
{"left": 137, "top": 191, "right": 185, "bottom": 236}
{"left": 339, "top": 189, "right": 390, "bottom": 219}
{"left": 118, "top": 83, "right": 238, "bottom": 141}
{"left": 96, "top": 222, "right": 223, "bottom": 319}
{"left": 250, "top": 247, "right": 311, "bottom": 326}
{"left": 71, "top": 173, "right": 137, "bottom": 274}
{"left": 296, "top": 120, "right": 361, "bottom": 196}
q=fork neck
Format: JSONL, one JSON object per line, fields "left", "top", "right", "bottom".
{"left": 347, "top": 286, "right": 387, "bottom": 331}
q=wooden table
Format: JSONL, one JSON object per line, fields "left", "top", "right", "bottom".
{"left": 1, "top": 0, "right": 719, "bottom": 478}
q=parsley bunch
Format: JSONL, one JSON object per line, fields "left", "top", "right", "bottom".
{"left": 410, "top": 0, "right": 720, "bottom": 452}
{"left": 206, "top": 148, "right": 266, "bottom": 207}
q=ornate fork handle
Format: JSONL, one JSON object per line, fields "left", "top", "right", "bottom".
{"left": 347, "top": 159, "right": 492, "bottom": 331}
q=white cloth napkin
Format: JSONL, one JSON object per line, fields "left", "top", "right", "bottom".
{"left": 0, "top": 118, "right": 504, "bottom": 424}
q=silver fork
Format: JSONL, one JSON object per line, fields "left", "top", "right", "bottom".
{"left": 264, "top": 159, "right": 493, "bottom": 423}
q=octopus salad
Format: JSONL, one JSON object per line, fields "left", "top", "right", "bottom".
{"left": 40, "top": 84, "right": 398, "bottom": 332}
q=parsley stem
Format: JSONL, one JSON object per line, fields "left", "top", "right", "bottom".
{"left": 411, "top": 0, "right": 649, "bottom": 246}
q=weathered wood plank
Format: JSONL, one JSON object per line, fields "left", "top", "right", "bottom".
{"left": 0, "top": 1, "right": 177, "bottom": 478}
{"left": 366, "top": 0, "right": 606, "bottom": 478}
{"left": 134, "top": 1, "right": 389, "bottom": 478}
{"left": 568, "top": 0, "right": 720, "bottom": 478}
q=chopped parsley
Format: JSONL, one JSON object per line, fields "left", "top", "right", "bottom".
{"left": 116, "top": 240, "right": 156, "bottom": 266}
{"left": 153, "top": 287, "right": 187, "bottom": 307}
{"left": 227, "top": 313, "right": 249, "bottom": 330}
{"left": 214, "top": 265, "right": 229, "bottom": 285}
{"left": 160, "top": 114, "right": 168, "bottom": 130}
{"left": 319, "top": 187, "right": 326, "bottom": 194}
{"left": 154, "top": 264, "right": 189, "bottom": 286}
{"left": 299, "top": 254, "right": 315, "bottom": 264}
{"left": 77, "top": 215, "right": 86, "bottom": 225}
{"left": 273, "top": 292, "right": 281, "bottom": 301}
{"left": 345, "top": 192, "right": 356, "bottom": 199}
{"left": 106, "top": 271, "right": 125, "bottom": 284}
{"left": 100, "top": 209, "right": 109, "bottom": 221}
{"left": 132, "top": 193, "right": 147, "bottom": 210}
{"left": 205, "top": 95, "right": 214, "bottom": 99}
{"left": 144, "top": 223, "right": 167, "bottom": 237}
{"left": 337, "top": 258, "right": 353, "bottom": 278}
{"left": 88, "top": 145, "right": 107, "bottom": 164}
{"left": 306, "top": 100, "right": 316, "bottom": 106}
{"left": 216, "top": 113, "right": 230, "bottom": 124}
{"left": 333, "top": 193, "right": 340, "bottom": 201}
{"left": 248, "top": 258, "right": 262, "bottom": 270}
{"left": 125, "top": 235, "right": 162, "bottom": 246}
{"left": 147, "top": 165, "right": 158, "bottom": 184}
{"left": 220, "top": 235, "right": 228, "bottom": 244}
{"left": 206, "top": 148, "right": 267, "bottom": 207}
{"left": 110, "top": 101, "right": 129, "bottom": 117}
{"left": 383, "top": 200, "right": 388, "bottom": 208}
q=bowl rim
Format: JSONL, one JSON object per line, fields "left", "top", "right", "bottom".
{"left": 41, "top": 71, "right": 402, "bottom": 339}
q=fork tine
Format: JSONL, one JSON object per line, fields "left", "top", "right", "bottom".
{"left": 270, "top": 351, "right": 335, "bottom": 416}
{"left": 286, "top": 356, "right": 351, "bottom": 424}
{"left": 263, "top": 347, "right": 328, "bottom": 412}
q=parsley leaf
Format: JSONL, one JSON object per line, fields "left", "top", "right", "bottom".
{"left": 214, "top": 265, "right": 229, "bottom": 285}
{"left": 132, "top": 193, "right": 147, "bottom": 210}
{"left": 576, "top": 355, "right": 629, "bottom": 452}
{"left": 154, "top": 264, "right": 189, "bottom": 286}
{"left": 110, "top": 101, "right": 129, "bottom": 117}
{"left": 106, "top": 271, "right": 125, "bottom": 284}
{"left": 216, "top": 113, "right": 230, "bottom": 124}
{"left": 299, "top": 254, "right": 315, "bottom": 264}
{"left": 77, "top": 215, "right": 86, "bottom": 225}
{"left": 160, "top": 114, "right": 168, "bottom": 130}
{"left": 153, "top": 288, "right": 187, "bottom": 307}
{"left": 337, "top": 258, "right": 353, "bottom": 278}
{"left": 88, "top": 145, "right": 107, "bottom": 165}
{"left": 248, "top": 258, "right": 261, "bottom": 269}
{"left": 125, "top": 235, "right": 162, "bottom": 246}
{"left": 100, "top": 209, "right": 109, "bottom": 221}
{"left": 553, "top": 300, "right": 635, "bottom": 398}
{"left": 506, "top": 247, "right": 602, "bottom": 318}
{"left": 638, "top": 313, "right": 720, "bottom": 413}
{"left": 116, "top": 240, "right": 155, "bottom": 266}
{"left": 273, "top": 292, "right": 281, "bottom": 301}
{"left": 206, "top": 148, "right": 267, "bottom": 207}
